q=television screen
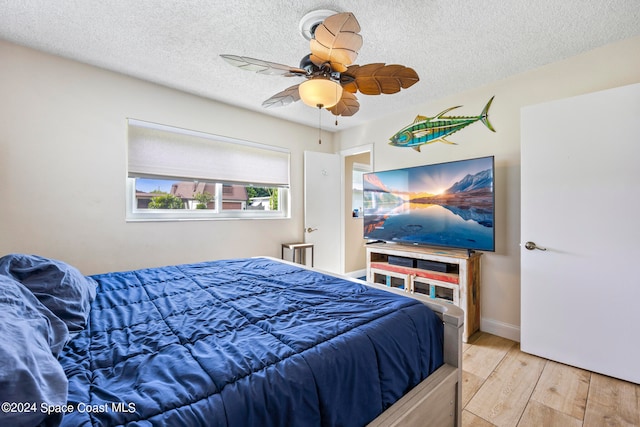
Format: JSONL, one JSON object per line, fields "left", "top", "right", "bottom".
{"left": 363, "top": 156, "right": 495, "bottom": 251}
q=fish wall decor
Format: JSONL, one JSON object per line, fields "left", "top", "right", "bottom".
{"left": 389, "top": 96, "right": 495, "bottom": 152}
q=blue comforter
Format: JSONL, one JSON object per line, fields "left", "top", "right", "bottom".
{"left": 0, "top": 254, "right": 97, "bottom": 427}
{"left": 59, "top": 257, "right": 443, "bottom": 426}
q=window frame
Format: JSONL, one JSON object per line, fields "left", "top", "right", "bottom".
{"left": 126, "top": 119, "right": 290, "bottom": 222}
{"left": 126, "top": 180, "right": 290, "bottom": 221}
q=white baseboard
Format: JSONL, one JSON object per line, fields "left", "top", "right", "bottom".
{"left": 344, "top": 269, "right": 366, "bottom": 279}
{"left": 480, "top": 317, "right": 521, "bottom": 342}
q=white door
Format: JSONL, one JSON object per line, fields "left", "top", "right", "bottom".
{"left": 520, "top": 83, "right": 640, "bottom": 384}
{"left": 304, "top": 151, "right": 341, "bottom": 273}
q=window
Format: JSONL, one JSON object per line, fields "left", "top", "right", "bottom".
{"left": 126, "top": 119, "right": 290, "bottom": 221}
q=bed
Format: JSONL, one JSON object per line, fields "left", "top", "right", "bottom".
{"left": 0, "top": 254, "right": 463, "bottom": 427}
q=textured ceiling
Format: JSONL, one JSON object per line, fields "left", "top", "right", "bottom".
{"left": 2, "top": 0, "right": 639, "bottom": 131}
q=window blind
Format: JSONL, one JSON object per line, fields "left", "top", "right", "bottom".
{"left": 127, "top": 119, "right": 290, "bottom": 187}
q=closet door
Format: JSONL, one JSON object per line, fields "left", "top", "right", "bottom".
{"left": 304, "top": 151, "right": 341, "bottom": 273}
{"left": 520, "top": 83, "right": 640, "bottom": 384}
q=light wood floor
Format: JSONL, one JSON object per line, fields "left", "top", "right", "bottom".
{"left": 462, "top": 332, "right": 640, "bottom": 427}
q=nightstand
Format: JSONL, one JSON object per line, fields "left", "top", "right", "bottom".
{"left": 281, "top": 242, "right": 314, "bottom": 267}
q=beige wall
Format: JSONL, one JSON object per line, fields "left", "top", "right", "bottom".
{"left": 0, "top": 40, "right": 334, "bottom": 275}
{"left": 335, "top": 36, "right": 640, "bottom": 340}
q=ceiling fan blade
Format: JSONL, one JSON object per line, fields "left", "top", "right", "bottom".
{"left": 327, "top": 91, "right": 360, "bottom": 116}
{"left": 221, "top": 54, "right": 307, "bottom": 76}
{"left": 343, "top": 63, "right": 419, "bottom": 95}
{"left": 309, "top": 12, "right": 363, "bottom": 72}
{"left": 262, "top": 84, "right": 301, "bottom": 108}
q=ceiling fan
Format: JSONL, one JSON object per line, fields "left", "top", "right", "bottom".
{"left": 220, "top": 10, "right": 419, "bottom": 117}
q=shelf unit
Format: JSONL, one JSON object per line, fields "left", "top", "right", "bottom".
{"left": 366, "top": 243, "right": 482, "bottom": 342}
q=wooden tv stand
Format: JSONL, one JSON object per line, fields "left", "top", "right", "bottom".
{"left": 366, "top": 243, "right": 481, "bottom": 342}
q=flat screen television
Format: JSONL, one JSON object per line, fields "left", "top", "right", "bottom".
{"left": 363, "top": 156, "right": 495, "bottom": 252}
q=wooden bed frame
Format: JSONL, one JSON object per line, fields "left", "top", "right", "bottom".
{"left": 366, "top": 282, "right": 463, "bottom": 427}
{"left": 266, "top": 258, "right": 464, "bottom": 427}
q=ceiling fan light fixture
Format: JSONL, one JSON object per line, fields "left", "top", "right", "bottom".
{"left": 299, "top": 78, "right": 343, "bottom": 108}
{"left": 222, "top": 12, "right": 416, "bottom": 118}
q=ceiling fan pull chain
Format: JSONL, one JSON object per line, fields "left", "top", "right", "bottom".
{"left": 318, "top": 106, "right": 322, "bottom": 144}
{"left": 335, "top": 83, "right": 339, "bottom": 127}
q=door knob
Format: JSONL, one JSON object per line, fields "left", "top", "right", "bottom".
{"left": 524, "top": 241, "right": 547, "bottom": 251}
{"left": 306, "top": 227, "right": 318, "bottom": 233}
